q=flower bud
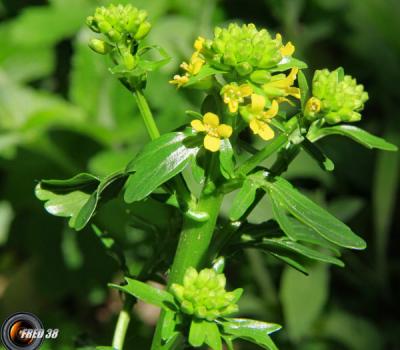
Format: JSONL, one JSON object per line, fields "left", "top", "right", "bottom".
{"left": 134, "top": 21, "right": 151, "bottom": 40}
{"left": 89, "top": 39, "right": 111, "bottom": 55}
{"left": 304, "top": 97, "right": 321, "bottom": 121}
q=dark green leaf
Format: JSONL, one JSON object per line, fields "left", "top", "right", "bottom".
{"left": 309, "top": 125, "right": 398, "bottom": 151}
{"left": 260, "top": 238, "right": 344, "bottom": 267}
{"left": 266, "top": 177, "right": 366, "bottom": 249}
{"left": 229, "top": 179, "right": 258, "bottom": 221}
{"left": 220, "top": 318, "right": 280, "bottom": 350}
{"left": 219, "top": 139, "right": 235, "bottom": 179}
{"left": 301, "top": 138, "right": 334, "bottom": 171}
{"left": 298, "top": 70, "right": 309, "bottom": 110}
{"left": 124, "top": 131, "right": 200, "bottom": 203}
{"left": 109, "top": 278, "right": 176, "bottom": 311}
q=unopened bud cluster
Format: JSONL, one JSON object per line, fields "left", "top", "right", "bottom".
{"left": 171, "top": 267, "right": 242, "bottom": 321}
{"left": 86, "top": 4, "right": 151, "bottom": 70}
{"left": 305, "top": 68, "right": 369, "bottom": 124}
{"left": 204, "top": 24, "right": 287, "bottom": 76}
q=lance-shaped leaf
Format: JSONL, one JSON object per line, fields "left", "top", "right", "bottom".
{"left": 219, "top": 139, "right": 235, "bottom": 179}
{"left": 109, "top": 278, "right": 177, "bottom": 311}
{"left": 298, "top": 70, "right": 309, "bottom": 110}
{"left": 36, "top": 172, "right": 127, "bottom": 230}
{"left": 270, "top": 57, "right": 308, "bottom": 73}
{"left": 308, "top": 125, "right": 398, "bottom": 151}
{"left": 301, "top": 138, "right": 334, "bottom": 172}
{"left": 124, "top": 131, "right": 200, "bottom": 203}
{"left": 229, "top": 172, "right": 265, "bottom": 221}
{"left": 265, "top": 177, "right": 366, "bottom": 249}
{"left": 219, "top": 318, "right": 281, "bottom": 350}
{"left": 186, "top": 65, "right": 227, "bottom": 87}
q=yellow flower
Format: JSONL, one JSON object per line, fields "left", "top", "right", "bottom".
{"left": 241, "top": 94, "right": 279, "bottom": 141}
{"left": 304, "top": 97, "right": 321, "bottom": 120}
{"left": 262, "top": 68, "right": 300, "bottom": 103}
{"left": 180, "top": 52, "right": 205, "bottom": 76}
{"left": 194, "top": 36, "right": 205, "bottom": 52}
{"left": 191, "top": 113, "right": 233, "bottom": 152}
{"left": 276, "top": 33, "right": 295, "bottom": 57}
{"left": 169, "top": 74, "right": 189, "bottom": 88}
{"left": 221, "top": 83, "right": 253, "bottom": 113}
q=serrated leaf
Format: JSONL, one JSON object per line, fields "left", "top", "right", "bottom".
{"left": 110, "top": 278, "right": 176, "bottom": 311}
{"left": 309, "top": 125, "right": 398, "bottom": 151}
{"left": 220, "top": 318, "right": 280, "bottom": 350}
{"left": 219, "top": 139, "right": 235, "bottom": 179}
{"left": 266, "top": 177, "right": 366, "bottom": 249}
{"left": 124, "top": 131, "right": 200, "bottom": 203}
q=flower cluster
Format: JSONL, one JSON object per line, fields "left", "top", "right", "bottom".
{"left": 170, "top": 23, "right": 303, "bottom": 149}
{"left": 305, "top": 68, "right": 369, "bottom": 124}
{"left": 86, "top": 4, "right": 151, "bottom": 70}
{"left": 171, "top": 267, "right": 242, "bottom": 321}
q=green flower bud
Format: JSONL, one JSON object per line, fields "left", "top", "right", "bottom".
{"left": 310, "top": 68, "right": 369, "bottom": 124}
{"left": 204, "top": 23, "right": 290, "bottom": 75}
{"left": 88, "top": 39, "right": 111, "bottom": 55}
{"left": 171, "top": 267, "right": 242, "bottom": 321}
{"left": 250, "top": 70, "right": 272, "bottom": 84}
{"left": 134, "top": 21, "right": 151, "bottom": 40}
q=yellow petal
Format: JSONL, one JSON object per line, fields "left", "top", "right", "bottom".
{"left": 249, "top": 119, "right": 261, "bottom": 135}
{"left": 191, "top": 119, "right": 206, "bottom": 132}
{"left": 288, "top": 67, "right": 299, "bottom": 82}
{"left": 281, "top": 41, "right": 295, "bottom": 56}
{"left": 228, "top": 100, "right": 239, "bottom": 113}
{"left": 203, "top": 112, "right": 220, "bottom": 127}
{"left": 264, "top": 100, "right": 279, "bottom": 119}
{"left": 194, "top": 36, "right": 205, "bottom": 51}
{"left": 204, "top": 135, "right": 221, "bottom": 152}
{"left": 239, "top": 84, "right": 253, "bottom": 97}
{"left": 287, "top": 86, "right": 301, "bottom": 99}
{"left": 251, "top": 94, "right": 266, "bottom": 112}
{"left": 217, "top": 124, "right": 233, "bottom": 138}
{"left": 258, "top": 122, "right": 275, "bottom": 140}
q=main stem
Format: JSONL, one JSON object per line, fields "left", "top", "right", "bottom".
{"left": 134, "top": 88, "right": 161, "bottom": 140}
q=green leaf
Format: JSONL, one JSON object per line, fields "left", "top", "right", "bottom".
{"left": 220, "top": 318, "right": 280, "bottom": 350}
{"left": 298, "top": 70, "right": 309, "bottom": 110}
{"left": 189, "top": 319, "right": 207, "bottom": 347}
{"left": 161, "top": 310, "right": 176, "bottom": 341}
{"left": 271, "top": 200, "right": 341, "bottom": 254}
{"left": 219, "top": 139, "right": 235, "bottom": 179}
{"left": 185, "top": 65, "right": 227, "bottom": 87}
{"left": 124, "top": 131, "right": 200, "bottom": 203}
{"left": 280, "top": 264, "right": 329, "bottom": 342}
{"left": 309, "top": 125, "right": 398, "bottom": 151}
{"left": 260, "top": 238, "right": 344, "bottom": 267}
{"left": 301, "top": 138, "right": 334, "bottom": 171}
{"left": 265, "top": 177, "right": 366, "bottom": 249}
{"left": 204, "top": 321, "right": 222, "bottom": 350}
{"left": 229, "top": 179, "right": 258, "bottom": 221}
{"left": 109, "top": 278, "right": 176, "bottom": 311}
{"left": 270, "top": 57, "right": 308, "bottom": 73}
{"left": 36, "top": 172, "right": 127, "bottom": 230}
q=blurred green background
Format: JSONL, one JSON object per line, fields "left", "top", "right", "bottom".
{"left": 0, "top": 0, "right": 399, "bottom": 349}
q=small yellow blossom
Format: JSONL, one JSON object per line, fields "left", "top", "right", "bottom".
{"left": 263, "top": 68, "right": 300, "bottom": 103}
{"left": 304, "top": 97, "right": 321, "bottom": 120}
{"left": 276, "top": 33, "right": 295, "bottom": 57}
{"left": 191, "top": 112, "right": 233, "bottom": 152}
{"left": 180, "top": 52, "right": 205, "bottom": 76}
{"left": 169, "top": 74, "right": 189, "bottom": 88}
{"left": 241, "top": 94, "right": 279, "bottom": 141}
{"left": 194, "top": 36, "right": 205, "bottom": 52}
{"left": 221, "top": 83, "right": 253, "bottom": 113}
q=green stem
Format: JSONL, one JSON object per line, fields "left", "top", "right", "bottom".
{"left": 238, "top": 134, "right": 289, "bottom": 175}
{"left": 112, "top": 297, "right": 135, "bottom": 350}
{"left": 133, "top": 88, "right": 160, "bottom": 140}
